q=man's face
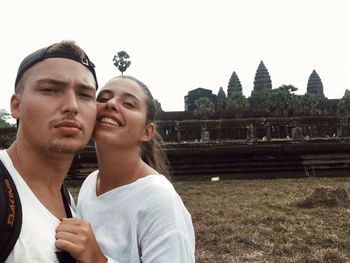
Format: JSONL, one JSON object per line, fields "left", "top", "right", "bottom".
{"left": 11, "top": 58, "right": 97, "bottom": 156}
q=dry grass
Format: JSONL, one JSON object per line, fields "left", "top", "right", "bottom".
{"left": 173, "top": 177, "right": 350, "bottom": 263}
{"left": 68, "top": 177, "right": 350, "bottom": 262}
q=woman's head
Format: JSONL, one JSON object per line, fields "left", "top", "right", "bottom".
{"left": 95, "top": 75, "right": 169, "bottom": 175}
{"left": 114, "top": 75, "right": 156, "bottom": 124}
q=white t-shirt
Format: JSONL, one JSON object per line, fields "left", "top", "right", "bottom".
{"left": 0, "top": 150, "right": 75, "bottom": 263}
{"left": 77, "top": 171, "right": 195, "bottom": 263}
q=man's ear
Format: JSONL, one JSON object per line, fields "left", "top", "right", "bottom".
{"left": 10, "top": 94, "right": 21, "bottom": 120}
{"left": 141, "top": 122, "right": 155, "bottom": 142}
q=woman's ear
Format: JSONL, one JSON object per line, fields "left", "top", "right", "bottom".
{"left": 141, "top": 123, "right": 155, "bottom": 142}
{"left": 10, "top": 94, "right": 21, "bottom": 120}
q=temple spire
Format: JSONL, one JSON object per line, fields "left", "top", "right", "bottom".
{"left": 249, "top": 60, "right": 272, "bottom": 113}
{"left": 227, "top": 71, "right": 242, "bottom": 97}
{"left": 307, "top": 70, "right": 324, "bottom": 97}
{"left": 216, "top": 87, "right": 226, "bottom": 110}
{"left": 253, "top": 60, "right": 272, "bottom": 92}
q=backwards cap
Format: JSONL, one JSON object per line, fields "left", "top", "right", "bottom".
{"left": 15, "top": 43, "right": 98, "bottom": 89}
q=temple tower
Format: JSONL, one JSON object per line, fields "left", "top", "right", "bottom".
{"left": 307, "top": 70, "right": 324, "bottom": 97}
{"left": 227, "top": 71, "right": 242, "bottom": 97}
{"left": 216, "top": 87, "right": 226, "bottom": 110}
{"left": 249, "top": 61, "right": 272, "bottom": 111}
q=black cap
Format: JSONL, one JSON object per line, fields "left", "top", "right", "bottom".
{"left": 15, "top": 44, "right": 98, "bottom": 89}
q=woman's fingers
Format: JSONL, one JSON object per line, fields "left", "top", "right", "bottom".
{"left": 55, "top": 218, "right": 108, "bottom": 263}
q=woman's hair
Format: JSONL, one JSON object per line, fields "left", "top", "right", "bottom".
{"left": 114, "top": 75, "right": 170, "bottom": 176}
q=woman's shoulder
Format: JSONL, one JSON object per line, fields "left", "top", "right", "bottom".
{"left": 139, "top": 174, "right": 174, "bottom": 192}
{"left": 138, "top": 175, "right": 185, "bottom": 207}
{"left": 80, "top": 170, "right": 99, "bottom": 190}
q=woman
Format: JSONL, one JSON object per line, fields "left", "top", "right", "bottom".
{"left": 56, "top": 76, "right": 195, "bottom": 263}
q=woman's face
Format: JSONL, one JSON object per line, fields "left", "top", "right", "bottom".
{"left": 93, "top": 78, "right": 154, "bottom": 148}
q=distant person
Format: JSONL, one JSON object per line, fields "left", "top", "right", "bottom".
{"left": 56, "top": 75, "right": 195, "bottom": 262}
{"left": 0, "top": 41, "right": 98, "bottom": 262}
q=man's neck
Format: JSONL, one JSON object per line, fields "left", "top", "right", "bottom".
{"left": 7, "top": 142, "right": 73, "bottom": 191}
{"left": 6, "top": 142, "right": 75, "bottom": 219}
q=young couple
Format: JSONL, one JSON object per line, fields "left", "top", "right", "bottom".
{"left": 1, "top": 41, "right": 195, "bottom": 262}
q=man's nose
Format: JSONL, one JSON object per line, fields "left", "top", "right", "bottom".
{"left": 61, "top": 90, "right": 78, "bottom": 114}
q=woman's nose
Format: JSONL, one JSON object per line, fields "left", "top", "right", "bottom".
{"left": 105, "top": 99, "right": 120, "bottom": 112}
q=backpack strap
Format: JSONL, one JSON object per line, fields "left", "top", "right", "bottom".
{"left": 0, "top": 159, "right": 76, "bottom": 262}
{"left": 61, "top": 184, "right": 72, "bottom": 218}
{"left": 57, "top": 185, "right": 78, "bottom": 263}
{"left": 0, "top": 160, "right": 22, "bottom": 262}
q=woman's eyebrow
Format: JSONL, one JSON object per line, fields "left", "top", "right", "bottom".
{"left": 122, "top": 92, "right": 141, "bottom": 101}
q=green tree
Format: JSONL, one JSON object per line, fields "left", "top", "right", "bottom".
{"left": 0, "top": 109, "right": 13, "bottom": 128}
{"left": 267, "top": 85, "right": 297, "bottom": 117}
{"left": 194, "top": 97, "right": 214, "bottom": 120}
{"left": 194, "top": 97, "right": 214, "bottom": 139}
{"left": 113, "top": 51, "right": 131, "bottom": 75}
{"left": 337, "top": 89, "right": 350, "bottom": 117}
{"left": 296, "top": 93, "right": 318, "bottom": 116}
{"left": 0, "top": 109, "right": 15, "bottom": 148}
{"left": 226, "top": 93, "right": 248, "bottom": 118}
{"left": 154, "top": 99, "right": 163, "bottom": 116}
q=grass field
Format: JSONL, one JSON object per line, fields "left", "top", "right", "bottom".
{"left": 68, "top": 176, "right": 350, "bottom": 262}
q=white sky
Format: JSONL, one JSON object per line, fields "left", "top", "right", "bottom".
{"left": 1, "top": 0, "right": 349, "bottom": 123}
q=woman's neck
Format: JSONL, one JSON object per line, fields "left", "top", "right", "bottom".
{"left": 95, "top": 146, "right": 157, "bottom": 195}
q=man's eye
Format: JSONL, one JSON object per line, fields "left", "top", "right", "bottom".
{"left": 79, "top": 92, "right": 94, "bottom": 100}
{"left": 40, "top": 87, "right": 58, "bottom": 93}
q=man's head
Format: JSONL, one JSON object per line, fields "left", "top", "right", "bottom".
{"left": 10, "top": 41, "right": 97, "bottom": 156}
{"left": 15, "top": 41, "right": 98, "bottom": 93}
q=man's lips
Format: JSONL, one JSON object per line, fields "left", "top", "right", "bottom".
{"left": 54, "top": 120, "right": 82, "bottom": 135}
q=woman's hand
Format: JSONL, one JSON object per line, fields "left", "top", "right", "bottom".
{"left": 56, "top": 218, "right": 107, "bottom": 263}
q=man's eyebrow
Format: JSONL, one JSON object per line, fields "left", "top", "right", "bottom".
{"left": 77, "top": 83, "right": 96, "bottom": 91}
{"left": 36, "top": 78, "right": 95, "bottom": 90}
{"left": 36, "top": 78, "right": 65, "bottom": 86}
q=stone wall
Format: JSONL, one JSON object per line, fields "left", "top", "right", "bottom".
{"left": 67, "top": 138, "right": 350, "bottom": 181}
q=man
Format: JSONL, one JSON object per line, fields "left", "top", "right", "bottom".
{"left": 0, "top": 41, "right": 98, "bottom": 262}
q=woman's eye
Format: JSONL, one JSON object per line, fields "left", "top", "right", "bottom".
{"left": 96, "top": 96, "right": 109, "bottom": 103}
{"left": 123, "top": 102, "right": 135, "bottom": 108}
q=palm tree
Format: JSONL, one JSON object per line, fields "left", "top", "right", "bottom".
{"left": 113, "top": 51, "right": 131, "bottom": 75}
{"left": 194, "top": 97, "right": 214, "bottom": 120}
{"left": 337, "top": 89, "right": 350, "bottom": 117}
{"left": 267, "top": 85, "right": 297, "bottom": 117}
{"left": 226, "top": 93, "right": 248, "bottom": 118}
{"left": 0, "top": 109, "right": 12, "bottom": 128}
{"left": 298, "top": 93, "right": 318, "bottom": 116}
{"left": 194, "top": 97, "right": 214, "bottom": 131}
{"left": 193, "top": 97, "right": 214, "bottom": 142}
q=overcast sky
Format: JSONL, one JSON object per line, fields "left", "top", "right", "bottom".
{"left": 1, "top": 0, "right": 349, "bottom": 123}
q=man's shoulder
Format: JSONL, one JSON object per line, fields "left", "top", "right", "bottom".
{"left": 0, "top": 149, "right": 7, "bottom": 160}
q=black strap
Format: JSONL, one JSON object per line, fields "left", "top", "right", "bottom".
{"left": 0, "top": 159, "right": 76, "bottom": 262}
{"left": 61, "top": 185, "right": 72, "bottom": 218}
{"left": 0, "top": 160, "right": 22, "bottom": 262}
{"left": 57, "top": 185, "right": 77, "bottom": 263}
